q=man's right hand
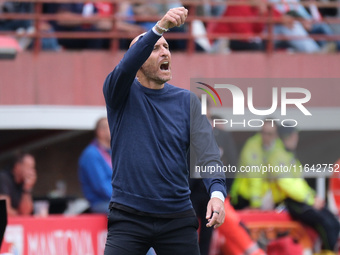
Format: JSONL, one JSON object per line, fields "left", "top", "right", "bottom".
{"left": 158, "top": 7, "right": 188, "bottom": 31}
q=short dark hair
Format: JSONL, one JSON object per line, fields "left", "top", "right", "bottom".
{"left": 9, "top": 151, "right": 33, "bottom": 169}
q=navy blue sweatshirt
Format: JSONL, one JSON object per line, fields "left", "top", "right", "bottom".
{"left": 103, "top": 29, "right": 226, "bottom": 215}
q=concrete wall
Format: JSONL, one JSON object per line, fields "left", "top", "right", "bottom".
{"left": 1, "top": 51, "right": 340, "bottom": 106}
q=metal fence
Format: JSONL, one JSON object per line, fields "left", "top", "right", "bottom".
{"left": 1, "top": 0, "right": 340, "bottom": 54}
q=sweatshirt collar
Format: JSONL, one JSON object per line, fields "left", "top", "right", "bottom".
{"left": 135, "top": 78, "right": 170, "bottom": 95}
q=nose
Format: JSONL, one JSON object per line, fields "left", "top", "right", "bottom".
{"left": 160, "top": 46, "right": 170, "bottom": 57}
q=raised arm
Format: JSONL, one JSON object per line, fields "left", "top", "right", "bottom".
{"left": 103, "top": 7, "right": 188, "bottom": 110}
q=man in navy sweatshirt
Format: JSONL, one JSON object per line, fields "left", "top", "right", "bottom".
{"left": 103, "top": 7, "right": 227, "bottom": 255}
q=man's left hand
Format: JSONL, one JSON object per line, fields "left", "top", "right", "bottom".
{"left": 206, "top": 197, "right": 225, "bottom": 228}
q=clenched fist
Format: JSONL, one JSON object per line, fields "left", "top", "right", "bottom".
{"left": 158, "top": 7, "right": 188, "bottom": 31}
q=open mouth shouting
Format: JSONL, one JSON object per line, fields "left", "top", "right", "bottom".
{"left": 160, "top": 61, "right": 170, "bottom": 72}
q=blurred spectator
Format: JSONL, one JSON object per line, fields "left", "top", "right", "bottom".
{"left": 230, "top": 120, "right": 279, "bottom": 209}
{"left": 114, "top": 2, "right": 148, "bottom": 49}
{"left": 271, "top": 0, "right": 340, "bottom": 51}
{"left": 44, "top": 2, "right": 148, "bottom": 50}
{"left": 122, "top": 1, "right": 187, "bottom": 50}
{"left": 208, "top": 0, "right": 284, "bottom": 51}
{"left": 268, "top": 126, "right": 340, "bottom": 253}
{"left": 208, "top": 0, "right": 339, "bottom": 53}
{"left": 0, "top": 2, "right": 31, "bottom": 31}
{"left": 114, "top": 2, "right": 144, "bottom": 34}
{"left": 80, "top": 2, "right": 148, "bottom": 49}
{"left": 127, "top": 0, "right": 183, "bottom": 30}
{"left": 44, "top": 3, "right": 106, "bottom": 49}
{"left": 200, "top": 0, "right": 227, "bottom": 17}
{"left": 0, "top": 152, "right": 37, "bottom": 216}
{"left": 0, "top": 2, "right": 60, "bottom": 51}
{"left": 78, "top": 117, "right": 112, "bottom": 214}
{"left": 269, "top": 0, "right": 340, "bottom": 52}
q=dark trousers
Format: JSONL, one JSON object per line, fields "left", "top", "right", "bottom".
{"left": 190, "top": 179, "right": 213, "bottom": 255}
{"left": 285, "top": 198, "right": 340, "bottom": 251}
{"left": 189, "top": 179, "right": 213, "bottom": 255}
{"left": 104, "top": 208, "right": 200, "bottom": 255}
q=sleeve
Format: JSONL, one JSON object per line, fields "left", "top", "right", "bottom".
{"left": 294, "top": 5, "right": 312, "bottom": 20}
{"left": 189, "top": 93, "right": 227, "bottom": 198}
{"left": 254, "top": 9, "right": 283, "bottom": 34}
{"left": 275, "top": 157, "right": 315, "bottom": 205}
{"left": 277, "top": 178, "right": 315, "bottom": 205}
{"left": 103, "top": 29, "right": 161, "bottom": 110}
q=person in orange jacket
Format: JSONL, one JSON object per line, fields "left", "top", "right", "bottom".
{"left": 210, "top": 199, "right": 266, "bottom": 255}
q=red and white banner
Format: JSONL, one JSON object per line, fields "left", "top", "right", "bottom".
{"left": 0, "top": 215, "right": 107, "bottom": 255}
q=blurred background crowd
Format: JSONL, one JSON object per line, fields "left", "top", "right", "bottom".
{"left": 1, "top": 1, "right": 340, "bottom": 255}
{"left": 1, "top": 0, "right": 340, "bottom": 53}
